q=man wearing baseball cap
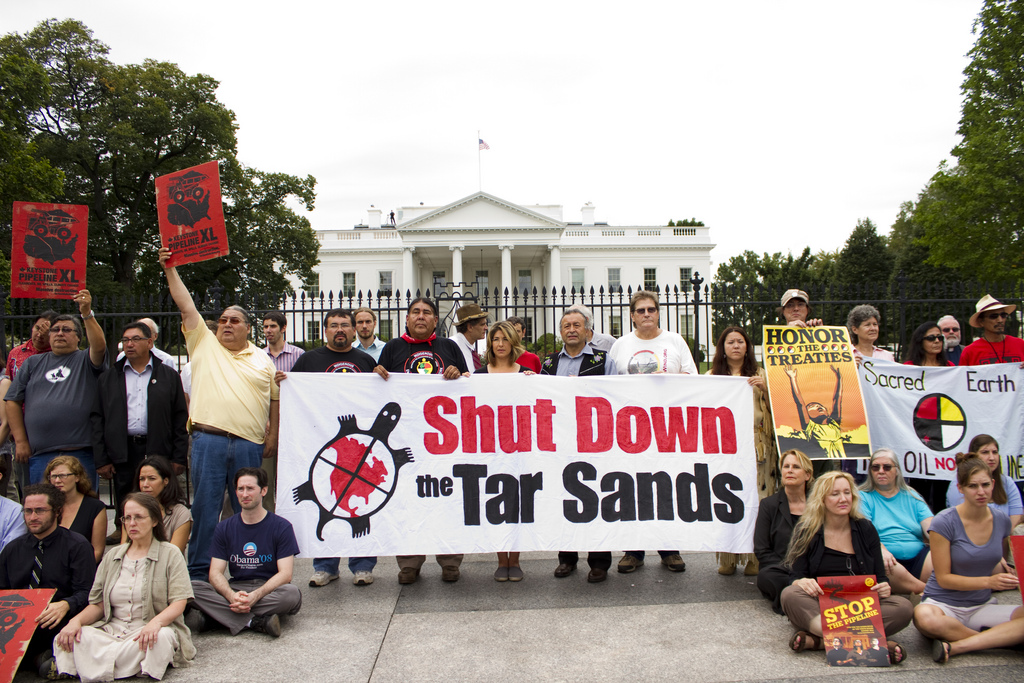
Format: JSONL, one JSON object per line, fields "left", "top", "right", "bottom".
{"left": 778, "top": 289, "right": 823, "bottom": 328}
{"left": 959, "top": 295, "right": 1023, "bottom": 366}
{"left": 452, "top": 303, "right": 489, "bottom": 373}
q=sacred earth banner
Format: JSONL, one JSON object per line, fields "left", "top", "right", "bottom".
{"left": 10, "top": 202, "right": 88, "bottom": 299}
{"left": 277, "top": 373, "right": 756, "bottom": 558}
{"left": 0, "top": 589, "right": 56, "bottom": 683}
{"left": 818, "top": 576, "right": 889, "bottom": 667}
{"left": 762, "top": 325, "right": 870, "bottom": 460}
{"left": 855, "top": 362, "right": 1024, "bottom": 482}
{"left": 155, "top": 160, "right": 228, "bottom": 267}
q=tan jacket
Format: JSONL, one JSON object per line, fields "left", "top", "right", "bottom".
{"left": 89, "top": 540, "right": 196, "bottom": 666}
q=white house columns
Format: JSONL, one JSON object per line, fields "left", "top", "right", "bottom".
{"left": 547, "top": 244, "right": 562, "bottom": 294}
{"left": 402, "top": 246, "right": 416, "bottom": 296}
{"left": 450, "top": 245, "right": 464, "bottom": 291}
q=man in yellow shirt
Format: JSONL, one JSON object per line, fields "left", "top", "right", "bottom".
{"left": 159, "top": 248, "right": 280, "bottom": 580}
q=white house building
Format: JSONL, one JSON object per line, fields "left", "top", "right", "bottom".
{"left": 303, "top": 191, "right": 714, "bottom": 341}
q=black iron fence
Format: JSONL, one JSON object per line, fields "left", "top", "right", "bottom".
{"left": 1, "top": 275, "right": 1021, "bottom": 367}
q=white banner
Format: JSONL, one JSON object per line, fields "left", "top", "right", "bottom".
{"left": 856, "top": 360, "right": 1024, "bottom": 482}
{"left": 277, "top": 373, "right": 757, "bottom": 557}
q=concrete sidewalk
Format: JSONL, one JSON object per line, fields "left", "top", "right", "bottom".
{"left": 18, "top": 551, "right": 1022, "bottom": 683}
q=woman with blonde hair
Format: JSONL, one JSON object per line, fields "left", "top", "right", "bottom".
{"left": 753, "top": 449, "right": 812, "bottom": 613}
{"left": 781, "top": 471, "right": 913, "bottom": 664}
{"left": 44, "top": 455, "right": 107, "bottom": 563}
{"left": 708, "top": 326, "right": 778, "bottom": 577}
{"left": 476, "top": 320, "right": 534, "bottom": 581}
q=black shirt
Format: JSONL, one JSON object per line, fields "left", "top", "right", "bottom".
{"left": 291, "top": 346, "right": 376, "bottom": 374}
{"left": 0, "top": 525, "right": 96, "bottom": 615}
{"left": 378, "top": 337, "right": 469, "bottom": 375}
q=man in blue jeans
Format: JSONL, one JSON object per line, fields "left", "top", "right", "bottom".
{"left": 159, "top": 247, "right": 280, "bottom": 580}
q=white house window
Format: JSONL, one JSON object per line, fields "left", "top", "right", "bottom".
{"left": 643, "top": 268, "right": 657, "bottom": 291}
{"left": 607, "top": 267, "right": 621, "bottom": 293}
{"left": 679, "top": 267, "right": 693, "bottom": 290}
{"left": 378, "top": 271, "right": 393, "bottom": 296}
{"left": 306, "top": 320, "right": 321, "bottom": 341}
{"left": 517, "top": 269, "right": 532, "bottom": 294}
{"left": 341, "top": 272, "right": 355, "bottom": 298}
{"left": 609, "top": 313, "right": 622, "bottom": 337}
{"left": 571, "top": 268, "right": 585, "bottom": 293}
{"left": 379, "top": 319, "right": 393, "bottom": 341}
{"left": 303, "top": 274, "right": 320, "bottom": 299}
{"left": 475, "top": 270, "right": 489, "bottom": 294}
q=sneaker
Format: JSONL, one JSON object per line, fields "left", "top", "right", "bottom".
{"left": 352, "top": 570, "right": 374, "bottom": 586}
{"left": 249, "top": 613, "right": 282, "bottom": 638}
{"left": 661, "top": 553, "right": 686, "bottom": 572}
{"left": 398, "top": 567, "right": 420, "bottom": 584}
{"left": 441, "top": 565, "right": 460, "bottom": 582}
{"left": 308, "top": 570, "right": 340, "bottom": 587}
{"left": 184, "top": 607, "right": 210, "bottom": 634}
{"left": 617, "top": 555, "right": 643, "bottom": 573}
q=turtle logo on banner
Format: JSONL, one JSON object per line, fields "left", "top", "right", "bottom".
{"left": 24, "top": 208, "right": 79, "bottom": 264}
{"left": 292, "top": 403, "right": 413, "bottom": 540}
{"left": 912, "top": 393, "right": 967, "bottom": 452}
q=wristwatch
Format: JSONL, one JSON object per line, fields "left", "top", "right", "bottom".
{"left": 82, "top": 311, "right": 95, "bottom": 320}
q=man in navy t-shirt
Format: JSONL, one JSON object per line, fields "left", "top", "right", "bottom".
{"left": 187, "top": 467, "right": 301, "bottom": 637}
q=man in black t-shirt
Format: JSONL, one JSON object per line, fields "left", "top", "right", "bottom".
{"left": 287, "top": 308, "right": 376, "bottom": 587}
{"left": 374, "top": 297, "right": 467, "bottom": 584}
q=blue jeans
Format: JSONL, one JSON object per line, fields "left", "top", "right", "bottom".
{"left": 313, "top": 557, "right": 378, "bottom": 574}
{"left": 187, "top": 432, "right": 263, "bottom": 580}
{"left": 31, "top": 449, "right": 98, "bottom": 492}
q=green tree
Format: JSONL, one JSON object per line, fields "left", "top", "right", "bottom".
{"left": 915, "top": 0, "right": 1024, "bottom": 280}
{"left": 887, "top": 199, "right": 962, "bottom": 289}
{"left": 0, "top": 19, "right": 318, "bottom": 299}
{"left": 834, "top": 218, "right": 893, "bottom": 288}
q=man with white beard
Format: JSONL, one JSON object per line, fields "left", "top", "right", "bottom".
{"left": 936, "top": 314, "right": 963, "bottom": 365}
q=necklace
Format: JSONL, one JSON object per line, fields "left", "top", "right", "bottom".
{"left": 983, "top": 336, "right": 1006, "bottom": 362}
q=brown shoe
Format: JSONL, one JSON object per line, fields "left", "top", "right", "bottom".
{"left": 743, "top": 558, "right": 759, "bottom": 576}
{"left": 441, "top": 565, "right": 460, "bottom": 582}
{"left": 398, "top": 567, "right": 420, "bottom": 585}
{"left": 554, "top": 563, "right": 576, "bottom": 578}
{"left": 662, "top": 553, "right": 686, "bottom": 572}
{"left": 617, "top": 556, "right": 643, "bottom": 573}
{"left": 587, "top": 568, "right": 607, "bottom": 583}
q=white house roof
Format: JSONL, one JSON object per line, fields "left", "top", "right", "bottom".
{"left": 398, "top": 191, "right": 566, "bottom": 232}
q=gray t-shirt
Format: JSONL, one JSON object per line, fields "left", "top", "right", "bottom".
{"left": 5, "top": 349, "right": 106, "bottom": 454}
{"left": 922, "top": 506, "right": 1011, "bottom": 607}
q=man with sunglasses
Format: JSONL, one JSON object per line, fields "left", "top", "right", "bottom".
{"left": 959, "top": 295, "right": 1024, "bottom": 366}
{"left": 608, "top": 290, "right": 696, "bottom": 575}
{"left": 159, "top": 247, "right": 280, "bottom": 580}
{"left": 4, "top": 291, "right": 107, "bottom": 489}
{"left": 858, "top": 448, "right": 933, "bottom": 595}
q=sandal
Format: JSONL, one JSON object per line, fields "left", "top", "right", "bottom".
{"left": 931, "top": 639, "right": 951, "bottom": 664}
{"left": 789, "top": 631, "right": 820, "bottom": 652}
{"left": 886, "top": 640, "right": 907, "bottom": 665}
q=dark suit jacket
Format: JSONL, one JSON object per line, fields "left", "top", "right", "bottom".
{"left": 753, "top": 488, "right": 799, "bottom": 570}
{"left": 92, "top": 354, "right": 188, "bottom": 469}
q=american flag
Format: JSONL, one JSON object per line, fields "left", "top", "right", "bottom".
{"left": 478, "top": 139, "right": 490, "bottom": 150}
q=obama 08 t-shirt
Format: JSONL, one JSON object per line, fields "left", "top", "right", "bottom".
{"left": 210, "top": 511, "right": 300, "bottom": 582}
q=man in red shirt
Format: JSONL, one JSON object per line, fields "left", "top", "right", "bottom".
{"left": 959, "top": 295, "right": 1024, "bottom": 366}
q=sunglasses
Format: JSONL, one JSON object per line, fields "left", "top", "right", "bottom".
{"left": 633, "top": 307, "right": 658, "bottom": 315}
{"left": 940, "top": 327, "right": 959, "bottom": 333}
{"left": 922, "top": 335, "right": 944, "bottom": 342}
{"left": 985, "top": 312, "right": 1009, "bottom": 320}
{"left": 870, "top": 464, "right": 894, "bottom": 472}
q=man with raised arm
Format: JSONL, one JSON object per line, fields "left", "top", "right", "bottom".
{"left": 158, "top": 247, "right": 279, "bottom": 581}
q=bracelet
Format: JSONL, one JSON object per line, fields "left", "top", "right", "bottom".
{"left": 82, "top": 311, "right": 95, "bottom": 320}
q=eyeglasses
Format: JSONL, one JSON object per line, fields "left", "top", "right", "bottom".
{"left": 633, "top": 307, "right": 657, "bottom": 315}
{"left": 870, "top": 464, "right": 894, "bottom": 472}
{"left": 23, "top": 507, "right": 53, "bottom": 516}
{"left": 218, "top": 317, "right": 247, "bottom": 326}
{"left": 922, "top": 335, "right": 944, "bottom": 342}
{"left": 326, "top": 322, "right": 353, "bottom": 330}
{"left": 121, "top": 515, "right": 150, "bottom": 525}
{"left": 49, "top": 326, "right": 77, "bottom": 335}
{"left": 49, "top": 472, "right": 75, "bottom": 481}
{"left": 985, "top": 312, "right": 1009, "bottom": 320}
{"left": 120, "top": 336, "right": 149, "bottom": 345}
{"left": 940, "top": 327, "right": 959, "bottom": 333}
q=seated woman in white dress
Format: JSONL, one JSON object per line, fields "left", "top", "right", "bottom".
{"left": 55, "top": 493, "right": 195, "bottom": 682}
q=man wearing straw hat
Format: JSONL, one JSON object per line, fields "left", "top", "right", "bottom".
{"left": 959, "top": 294, "right": 1023, "bottom": 366}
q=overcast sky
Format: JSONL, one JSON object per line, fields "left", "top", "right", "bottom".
{"left": 4, "top": 1, "right": 984, "bottom": 275}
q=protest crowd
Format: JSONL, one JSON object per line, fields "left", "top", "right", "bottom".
{"left": 1, "top": 262, "right": 1023, "bottom": 680}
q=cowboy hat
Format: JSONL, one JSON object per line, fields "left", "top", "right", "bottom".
{"left": 968, "top": 294, "right": 1016, "bottom": 328}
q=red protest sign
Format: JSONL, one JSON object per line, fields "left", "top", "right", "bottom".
{"left": 0, "top": 589, "right": 57, "bottom": 683}
{"left": 817, "top": 575, "right": 890, "bottom": 667}
{"left": 1011, "top": 536, "right": 1024, "bottom": 595}
{"left": 10, "top": 202, "right": 88, "bottom": 299}
{"left": 155, "top": 160, "right": 229, "bottom": 267}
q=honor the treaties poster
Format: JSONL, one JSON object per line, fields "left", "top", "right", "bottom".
{"left": 762, "top": 325, "right": 871, "bottom": 460}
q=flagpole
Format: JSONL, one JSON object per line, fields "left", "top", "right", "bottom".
{"left": 477, "top": 129, "right": 482, "bottom": 191}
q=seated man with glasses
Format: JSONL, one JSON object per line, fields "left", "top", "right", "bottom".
{"left": 0, "top": 483, "right": 96, "bottom": 678}
{"left": 959, "top": 295, "right": 1024, "bottom": 366}
{"left": 4, "top": 290, "right": 107, "bottom": 489}
{"left": 93, "top": 322, "right": 188, "bottom": 544}
{"left": 159, "top": 248, "right": 279, "bottom": 581}
{"left": 857, "top": 448, "right": 934, "bottom": 594}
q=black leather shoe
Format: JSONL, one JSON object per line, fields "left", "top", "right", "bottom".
{"left": 587, "top": 568, "right": 607, "bottom": 583}
{"left": 553, "top": 563, "right": 576, "bottom": 578}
